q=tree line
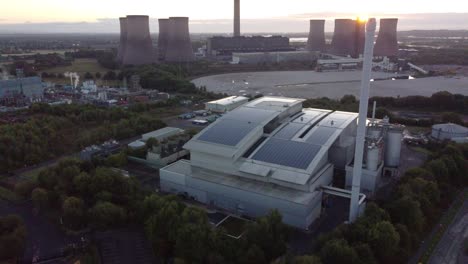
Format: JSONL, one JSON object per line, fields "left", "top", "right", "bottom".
{"left": 295, "top": 143, "right": 467, "bottom": 264}
{"left": 0, "top": 103, "right": 166, "bottom": 173}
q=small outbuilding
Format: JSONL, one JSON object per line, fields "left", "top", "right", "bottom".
{"left": 205, "top": 96, "right": 249, "bottom": 113}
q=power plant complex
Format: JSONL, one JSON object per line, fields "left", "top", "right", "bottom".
{"left": 118, "top": 15, "right": 194, "bottom": 65}
{"left": 160, "top": 96, "right": 404, "bottom": 229}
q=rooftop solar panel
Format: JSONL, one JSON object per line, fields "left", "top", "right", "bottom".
{"left": 198, "top": 119, "right": 257, "bottom": 146}
{"left": 252, "top": 138, "right": 321, "bottom": 170}
{"left": 306, "top": 126, "right": 339, "bottom": 145}
{"left": 274, "top": 123, "right": 306, "bottom": 140}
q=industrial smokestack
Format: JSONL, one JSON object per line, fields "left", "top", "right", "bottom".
{"left": 165, "top": 17, "right": 195, "bottom": 63}
{"left": 349, "top": 18, "right": 377, "bottom": 223}
{"left": 234, "top": 0, "right": 240, "bottom": 37}
{"left": 158, "top": 19, "right": 170, "bottom": 61}
{"left": 307, "top": 20, "right": 326, "bottom": 52}
{"left": 374, "top": 18, "right": 399, "bottom": 57}
{"left": 122, "top": 15, "right": 155, "bottom": 65}
{"left": 117, "top": 17, "right": 127, "bottom": 63}
{"left": 331, "top": 19, "right": 357, "bottom": 56}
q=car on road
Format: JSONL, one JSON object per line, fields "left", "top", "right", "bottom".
{"left": 178, "top": 113, "right": 196, "bottom": 119}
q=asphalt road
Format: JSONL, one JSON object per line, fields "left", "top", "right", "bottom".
{"left": 0, "top": 201, "right": 84, "bottom": 263}
{"left": 428, "top": 191, "right": 468, "bottom": 264}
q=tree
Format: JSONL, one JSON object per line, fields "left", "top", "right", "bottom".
{"left": 426, "top": 159, "right": 450, "bottom": 184}
{"left": 14, "top": 181, "right": 36, "bottom": 198}
{"left": 352, "top": 243, "right": 376, "bottom": 264}
{"left": 368, "top": 221, "right": 400, "bottom": 262}
{"left": 84, "top": 72, "right": 93, "bottom": 79}
{"left": 387, "top": 196, "right": 425, "bottom": 234}
{"left": 103, "top": 71, "right": 117, "bottom": 80}
{"left": 95, "top": 72, "right": 102, "bottom": 79}
{"left": 293, "top": 255, "right": 322, "bottom": 264}
{"left": 89, "top": 202, "right": 126, "bottom": 228}
{"left": 243, "top": 244, "right": 267, "bottom": 264}
{"left": 31, "top": 187, "right": 49, "bottom": 211}
{"left": 0, "top": 215, "right": 27, "bottom": 261}
{"left": 62, "top": 196, "right": 85, "bottom": 230}
{"left": 320, "top": 238, "right": 358, "bottom": 264}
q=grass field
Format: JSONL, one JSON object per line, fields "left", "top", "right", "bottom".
{"left": 43, "top": 58, "right": 122, "bottom": 86}
{"left": 45, "top": 58, "right": 109, "bottom": 74}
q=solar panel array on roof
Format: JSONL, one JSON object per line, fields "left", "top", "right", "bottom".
{"left": 252, "top": 138, "right": 321, "bottom": 170}
{"left": 198, "top": 119, "right": 257, "bottom": 146}
{"left": 306, "top": 126, "right": 339, "bottom": 145}
{"left": 274, "top": 123, "right": 306, "bottom": 140}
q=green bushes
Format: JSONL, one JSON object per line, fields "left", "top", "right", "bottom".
{"left": 304, "top": 143, "right": 467, "bottom": 264}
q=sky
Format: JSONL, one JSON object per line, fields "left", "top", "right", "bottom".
{"left": 1, "top": 0, "right": 468, "bottom": 33}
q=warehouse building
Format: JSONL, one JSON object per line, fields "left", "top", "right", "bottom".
{"left": 0, "top": 77, "right": 44, "bottom": 100}
{"left": 207, "top": 36, "right": 293, "bottom": 57}
{"left": 205, "top": 96, "right": 249, "bottom": 113}
{"left": 232, "top": 51, "right": 319, "bottom": 65}
{"left": 160, "top": 97, "right": 364, "bottom": 229}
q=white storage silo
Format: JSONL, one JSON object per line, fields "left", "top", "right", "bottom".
{"left": 385, "top": 128, "right": 403, "bottom": 167}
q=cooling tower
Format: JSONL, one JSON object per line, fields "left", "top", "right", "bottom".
{"left": 117, "top": 17, "right": 127, "bottom": 63}
{"left": 165, "top": 17, "right": 195, "bottom": 63}
{"left": 122, "top": 15, "right": 155, "bottom": 65}
{"left": 158, "top": 19, "right": 170, "bottom": 61}
{"left": 355, "top": 20, "right": 366, "bottom": 57}
{"left": 234, "top": 0, "right": 240, "bottom": 37}
{"left": 331, "top": 19, "right": 357, "bottom": 56}
{"left": 374, "top": 18, "right": 399, "bottom": 57}
{"left": 307, "top": 20, "right": 326, "bottom": 52}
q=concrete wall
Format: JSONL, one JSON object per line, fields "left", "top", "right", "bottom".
{"left": 160, "top": 168, "right": 323, "bottom": 229}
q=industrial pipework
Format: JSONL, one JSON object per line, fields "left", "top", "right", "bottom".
{"left": 349, "top": 18, "right": 377, "bottom": 223}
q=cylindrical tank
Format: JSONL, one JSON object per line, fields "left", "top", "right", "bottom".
{"left": 307, "top": 20, "right": 326, "bottom": 52}
{"left": 158, "top": 19, "right": 170, "bottom": 61}
{"left": 385, "top": 128, "right": 403, "bottom": 167}
{"left": 367, "top": 126, "right": 382, "bottom": 139}
{"left": 122, "top": 15, "right": 155, "bottom": 65}
{"left": 117, "top": 17, "right": 128, "bottom": 63}
{"left": 165, "top": 17, "right": 195, "bottom": 62}
{"left": 366, "top": 143, "right": 380, "bottom": 171}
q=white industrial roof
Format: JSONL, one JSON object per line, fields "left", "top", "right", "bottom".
{"left": 207, "top": 96, "right": 249, "bottom": 106}
{"left": 185, "top": 96, "right": 358, "bottom": 186}
{"left": 142, "top": 127, "right": 184, "bottom": 141}
{"left": 433, "top": 123, "right": 468, "bottom": 136}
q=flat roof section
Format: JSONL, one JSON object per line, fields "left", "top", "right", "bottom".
{"left": 252, "top": 138, "right": 321, "bottom": 170}
{"left": 198, "top": 119, "right": 257, "bottom": 147}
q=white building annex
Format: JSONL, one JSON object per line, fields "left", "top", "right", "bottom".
{"left": 160, "top": 96, "right": 364, "bottom": 229}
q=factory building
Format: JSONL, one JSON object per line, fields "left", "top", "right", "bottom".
{"left": 232, "top": 51, "right": 319, "bottom": 65}
{"left": 345, "top": 118, "right": 404, "bottom": 195}
{"left": 205, "top": 96, "right": 249, "bottom": 113}
{"left": 431, "top": 123, "right": 468, "bottom": 143}
{"left": 161, "top": 97, "right": 365, "bottom": 229}
{"left": 207, "top": 36, "right": 292, "bottom": 57}
{"left": 0, "top": 77, "right": 44, "bottom": 101}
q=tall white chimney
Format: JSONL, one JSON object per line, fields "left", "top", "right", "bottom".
{"left": 349, "top": 18, "right": 377, "bottom": 223}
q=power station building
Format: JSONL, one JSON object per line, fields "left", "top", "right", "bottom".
{"left": 207, "top": 36, "right": 292, "bottom": 57}
{"left": 160, "top": 97, "right": 403, "bottom": 229}
{"left": 161, "top": 97, "right": 361, "bottom": 229}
